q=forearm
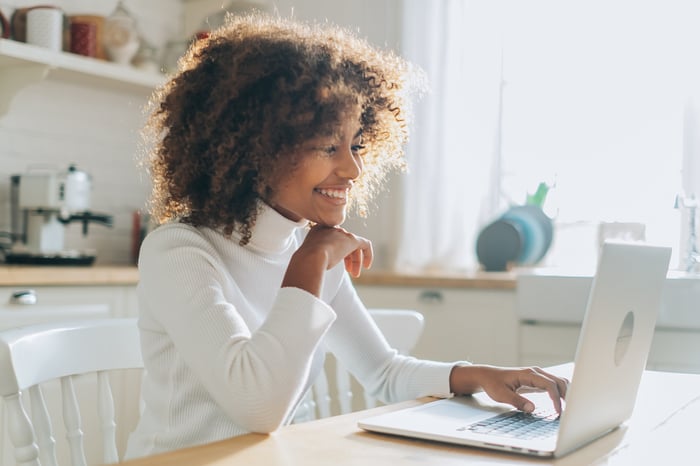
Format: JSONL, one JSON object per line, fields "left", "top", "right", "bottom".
{"left": 176, "top": 288, "right": 337, "bottom": 430}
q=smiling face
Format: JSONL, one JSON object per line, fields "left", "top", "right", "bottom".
{"left": 268, "top": 111, "right": 365, "bottom": 227}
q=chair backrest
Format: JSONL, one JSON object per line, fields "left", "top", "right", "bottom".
{"left": 0, "top": 318, "right": 143, "bottom": 466}
{"left": 294, "top": 309, "right": 425, "bottom": 422}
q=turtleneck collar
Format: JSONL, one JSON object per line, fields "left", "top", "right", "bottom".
{"left": 242, "top": 201, "right": 309, "bottom": 254}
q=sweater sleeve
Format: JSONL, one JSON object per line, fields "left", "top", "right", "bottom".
{"left": 138, "top": 229, "right": 336, "bottom": 432}
{"left": 324, "top": 271, "right": 467, "bottom": 403}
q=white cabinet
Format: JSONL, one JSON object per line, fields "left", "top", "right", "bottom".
{"left": 518, "top": 322, "right": 579, "bottom": 367}
{"left": 518, "top": 321, "right": 700, "bottom": 374}
{"left": 649, "top": 329, "right": 700, "bottom": 373}
{"left": 0, "top": 284, "right": 139, "bottom": 466}
{"left": 0, "top": 284, "right": 138, "bottom": 321}
{"left": 354, "top": 285, "right": 519, "bottom": 366}
{"left": 515, "top": 272, "right": 700, "bottom": 373}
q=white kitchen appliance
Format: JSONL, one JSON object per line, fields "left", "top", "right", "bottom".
{"left": 6, "top": 165, "right": 113, "bottom": 265}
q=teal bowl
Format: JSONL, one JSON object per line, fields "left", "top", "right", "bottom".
{"left": 475, "top": 219, "right": 524, "bottom": 271}
{"left": 500, "top": 205, "right": 553, "bottom": 265}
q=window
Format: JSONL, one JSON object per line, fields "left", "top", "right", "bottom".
{"left": 398, "top": 0, "right": 698, "bottom": 271}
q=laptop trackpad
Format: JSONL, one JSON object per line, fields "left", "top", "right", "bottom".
{"left": 360, "top": 396, "right": 512, "bottom": 434}
{"left": 420, "top": 396, "right": 508, "bottom": 419}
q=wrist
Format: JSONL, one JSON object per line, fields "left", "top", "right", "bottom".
{"left": 449, "top": 364, "right": 488, "bottom": 396}
{"left": 281, "top": 249, "right": 329, "bottom": 297}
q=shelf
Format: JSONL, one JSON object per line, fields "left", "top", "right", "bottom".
{"left": 0, "top": 38, "right": 166, "bottom": 114}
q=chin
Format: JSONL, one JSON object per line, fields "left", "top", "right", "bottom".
{"left": 314, "top": 215, "right": 346, "bottom": 228}
{"left": 314, "top": 220, "right": 344, "bottom": 228}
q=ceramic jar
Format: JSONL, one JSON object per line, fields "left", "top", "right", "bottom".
{"left": 103, "top": 1, "right": 139, "bottom": 65}
{"left": 476, "top": 205, "right": 554, "bottom": 271}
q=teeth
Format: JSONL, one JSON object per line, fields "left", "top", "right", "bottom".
{"left": 316, "top": 188, "right": 347, "bottom": 199}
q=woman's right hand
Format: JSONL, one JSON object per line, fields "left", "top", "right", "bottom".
{"left": 281, "top": 224, "right": 373, "bottom": 297}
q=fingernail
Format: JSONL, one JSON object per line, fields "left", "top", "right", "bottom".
{"left": 524, "top": 402, "right": 534, "bottom": 413}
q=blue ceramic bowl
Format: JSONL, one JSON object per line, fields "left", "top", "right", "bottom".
{"left": 500, "top": 205, "right": 553, "bottom": 265}
{"left": 476, "top": 205, "right": 554, "bottom": 271}
{"left": 475, "top": 219, "right": 524, "bottom": 271}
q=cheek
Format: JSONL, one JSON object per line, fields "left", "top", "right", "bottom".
{"left": 272, "top": 175, "right": 310, "bottom": 205}
{"left": 296, "top": 159, "right": 333, "bottom": 186}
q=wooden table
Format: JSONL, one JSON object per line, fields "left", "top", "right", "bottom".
{"left": 119, "top": 367, "right": 700, "bottom": 465}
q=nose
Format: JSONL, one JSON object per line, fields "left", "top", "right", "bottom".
{"left": 337, "top": 146, "right": 363, "bottom": 180}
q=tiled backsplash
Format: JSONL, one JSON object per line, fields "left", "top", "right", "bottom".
{"left": 0, "top": 80, "right": 154, "bottom": 264}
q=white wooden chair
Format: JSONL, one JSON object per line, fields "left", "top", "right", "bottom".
{"left": 0, "top": 318, "right": 143, "bottom": 466}
{"left": 295, "top": 309, "right": 425, "bottom": 422}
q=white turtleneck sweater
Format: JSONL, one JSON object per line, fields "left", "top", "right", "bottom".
{"left": 125, "top": 204, "right": 458, "bottom": 459}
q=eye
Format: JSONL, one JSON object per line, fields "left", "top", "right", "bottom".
{"left": 351, "top": 144, "right": 366, "bottom": 155}
{"left": 322, "top": 146, "right": 337, "bottom": 155}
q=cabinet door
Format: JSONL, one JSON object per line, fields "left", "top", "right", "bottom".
{"left": 354, "top": 285, "right": 518, "bottom": 366}
{"left": 0, "top": 285, "right": 135, "bottom": 321}
{"left": 519, "top": 321, "right": 700, "bottom": 374}
{"left": 0, "top": 285, "right": 139, "bottom": 465}
{"left": 649, "top": 329, "right": 700, "bottom": 373}
{"left": 518, "top": 322, "right": 580, "bottom": 366}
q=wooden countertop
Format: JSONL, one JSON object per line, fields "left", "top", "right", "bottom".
{"left": 352, "top": 269, "right": 517, "bottom": 290}
{"left": 0, "top": 265, "right": 140, "bottom": 286}
{"left": 0, "top": 265, "right": 517, "bottom": 289}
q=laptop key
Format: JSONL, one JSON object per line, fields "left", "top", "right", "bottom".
{"left": 465, "top": 410, "right": 560, "bottom": 440}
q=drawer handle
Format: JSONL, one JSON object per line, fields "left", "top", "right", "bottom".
{"left": 10, "top": 289, "right": 37, "bottom": 305}
{"left": 418, "top": 290, "right": 443, "bottom": 304}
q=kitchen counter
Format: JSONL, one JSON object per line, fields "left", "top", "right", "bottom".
{"left": 352, "top": 269, "right": 517, "bottom": 289}
{"left": 0, "top": 265, "right": 140, "bottom": 286}
{"left": 0, "top": 265, "right": 517, "bottom": 289}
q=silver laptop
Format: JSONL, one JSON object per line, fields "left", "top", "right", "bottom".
{"left": 358, "top": 241, "right": 672, "bottom": 458}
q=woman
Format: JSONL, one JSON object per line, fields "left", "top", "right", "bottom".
{"left": 126, "top": 13, "right": 567, "bottom": 459}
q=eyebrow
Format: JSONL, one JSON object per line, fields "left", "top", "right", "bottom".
{"left": 306, "top": 127, "right": 363, "bottom": 147}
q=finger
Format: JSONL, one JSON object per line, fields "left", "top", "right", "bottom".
{"left": 344, "top": 249, "right": 363, "bottom": 277}
{"left": 519, "top": 397, "right": 536, "bottom": 414}
{"left": 346, "top": 237, "right": 372, "bottom": 276}
{"left": 484, "top": 384, "right": 537, "bottom": 413}
{"left": 352, "top": 249, "right": 363, "bottom": 276}
{"left": 553, "top": 377, "right": 569, "bottom": 400}
{"left": 519, "top": 370, "right": 563, "bottom": 414}
{"left": 515, "top": 385, "right": 543, "bottom": 394}
{"left": 344, "top": 254, "right": 356, "bottom": 277}
{"left": 362, "top": 240, "right": 373, "bottom": 269}
{"left": 533, "top": 367, "right": 570, "bottom": 400}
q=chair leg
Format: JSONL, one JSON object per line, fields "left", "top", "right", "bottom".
{"left": 335, "top": 362, "right": 353, "bottom": 415}
{"left": 311, "top": 371, "right": 331, "bottom": 419}
{"left": 97, "top": 371, "right": 119, "bottom": 464}
{"left": 5, "top": 393, "right": 40, "bottom": 466}
{"left": 61, "top": 376, "right": 88, "bottom": 466}
{"left": 292, "top": 391, "right": 316, "bottom": 423}
{"left": 363, "top": 392, "right": 377, "bottom": 410}
{"left": 28, "top": 385, "right": 59, "bottom": 466}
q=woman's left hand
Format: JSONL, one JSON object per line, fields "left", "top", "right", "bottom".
{"left": 449, "top": 365, "right": 569, "bottom": 414}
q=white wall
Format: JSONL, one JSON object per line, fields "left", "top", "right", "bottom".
{"left": 0, "top": 0, "right": 402, "bottom": 266}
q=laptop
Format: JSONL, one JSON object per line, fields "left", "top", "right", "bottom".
{"left": 358, "top": 241, "right": 672, "bottom": 458}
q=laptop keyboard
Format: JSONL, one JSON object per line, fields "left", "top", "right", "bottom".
{"left": 461, "top": 409, "right": 560, "bottom": 440}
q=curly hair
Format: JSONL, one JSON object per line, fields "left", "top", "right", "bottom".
{"left": 142, "top": 13, "right": 425, "bottom": 244}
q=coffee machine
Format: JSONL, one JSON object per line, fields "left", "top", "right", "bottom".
{"left": 6, "top": 165, "right": 113, "bottom": 265}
